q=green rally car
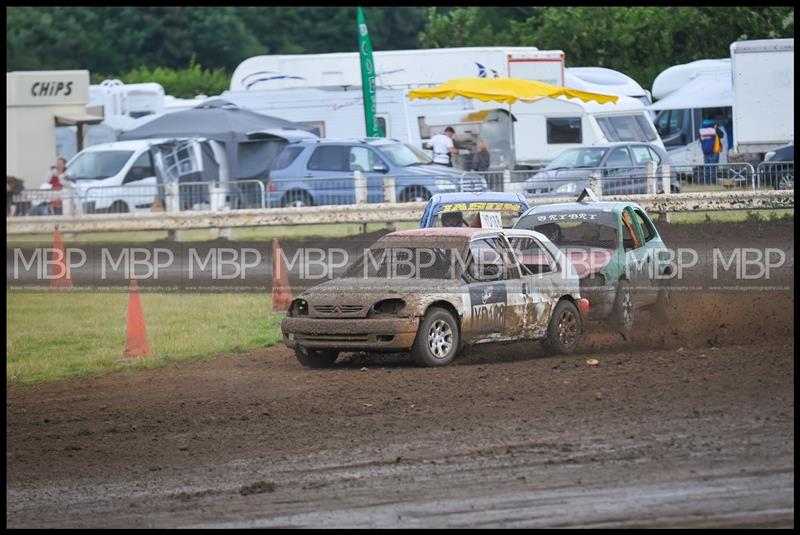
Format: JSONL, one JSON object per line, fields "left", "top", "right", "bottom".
{"left": 513, "top": 189, "right": 671, "bottom": 338}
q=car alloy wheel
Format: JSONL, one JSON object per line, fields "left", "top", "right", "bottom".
{"left": 427, "top": 319, "right": 453, "bottom": 359}
{"left": 557, "top": 308, "right": 579, "bottom": 347}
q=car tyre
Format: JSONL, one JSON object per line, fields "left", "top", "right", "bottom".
{"left": 399, "top": 187, "right": 431, "bottom": 203}
{"left": 609, "top": 280, "right": 635, "bottom": 340}
{"left": 411, "top": 307, "right": 459, "bottom": 367}
{"left": 110, "top": 200, "right": 130, "bottom": 213}
{"left": 542, "top": 299, "right": 582, "bottom": 355}
{"left": 282, "top": 190, "right": 313, "bottom": 208}
{"left": 294, "top": 347, "right": 339, "bottom": 368}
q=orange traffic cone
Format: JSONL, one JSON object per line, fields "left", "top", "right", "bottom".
{"left": 123, "top": 278, "right": 151, "bottom": 358}
{"left": 271, "top": 238, "right": 292, "bottom": 312}
{"left": 50, "top": 227, "right": 73, "bottom": 289}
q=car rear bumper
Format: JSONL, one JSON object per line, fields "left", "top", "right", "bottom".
{"left": 281, "top": 316, "right": 420, "bottom": 351}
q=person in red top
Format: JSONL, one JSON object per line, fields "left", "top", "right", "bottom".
{"left": 45, "top": 157, "right": 68, "bottom": 214}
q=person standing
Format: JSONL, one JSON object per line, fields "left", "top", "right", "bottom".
{"left": 698, "top": 119, "right": 725, "bottom": 184}
{"left": 428, "top": 126, "right": 458, "bottom": 167}
{"left": 470, "top": 139, "right": 491, "bottom": 172}
{"left": 44, "top": 157, "right": 68, "bottom": 214}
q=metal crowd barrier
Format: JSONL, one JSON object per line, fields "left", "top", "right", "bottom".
{"left": 266, "top": 172, "right": 489, "bottom": 208}
{"left": 756, "top": 161, "right": 794, "bottom": 190}
{"left": 9, "top": 180, "right": 267, "bottom": 216}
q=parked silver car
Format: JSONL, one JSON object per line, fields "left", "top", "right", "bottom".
{"left": 524, "top": 142, "right": 680, "bottom": 197}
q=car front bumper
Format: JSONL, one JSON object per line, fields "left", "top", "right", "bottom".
{"left": 281, "top": 316, "right": 421, "bottom": 352}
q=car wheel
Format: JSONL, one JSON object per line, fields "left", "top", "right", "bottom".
{"left": 282, "top": 190, "right": 313, "bottom": 208}
{"left": 776, "top": 173, "right": 794, "bottom": 190}
{"left": 399, "top": 187, "right": 431, "bottom": 203}
{"left": 110, "top": 201, "right": 129, "bottom": 213}
{"left": 294, "top": 347, "right": 339, "bottom": 368}
{"left": 411, "top": 307, "right": 459, "bottom": 367}
{"left": 542, "top": 299, "right": 582, "bottom": 355}
{"left": 609, "top": 280, "right": 635, "bottom": 340}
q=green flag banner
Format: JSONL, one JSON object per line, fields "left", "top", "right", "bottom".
{"left": 357, "top": 7, "right": 383, "bottom": 137}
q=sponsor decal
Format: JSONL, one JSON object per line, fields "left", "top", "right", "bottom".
{"left": 468, "top": 283, "right": 507, "bottom": 332}
{"left": 535, "top": 213, "right": 599, "bottom": 221}
{"left": 440, "top": 202, "right": 522, "bottom": 213}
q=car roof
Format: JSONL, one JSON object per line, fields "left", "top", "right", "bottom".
{"left": 387, "top": 227, "right": 498, "bottom": 239}
{"left": 559, "top": 142, "right": 660, "bottom": 150}
{"left": 291, "top": 137, "right": 403, "bottom": 146}
{"left": 428, "top": 192, "right": 527, "bottom": 205}
{"left": 521, "top": 200, "right": 642, "bottom": 215}
{"left": 81, "top": 139, "right": 175, "bottom": 152}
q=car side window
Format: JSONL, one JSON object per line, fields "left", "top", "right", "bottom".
{"left": 630, "top": 146, "right": 653, "bottom": 166}
{"left": 348, "top": 146, "right": 374, "bottom": 172}
{"left": 308, "top": 146, "right": 350, "bottom": 172}
{"left": 621, "top": 208, "right": 643, "bottom": 250}
{"left": 467, "top": 237, "right": 520, "bottom": 281}
{"left": 633, "top": 209, "right": 655, "bottom": 242}
{"left": 124, "top": 152, "right": 154, "bottom": 184}
{"left": 605, "top": 147, "right": 633, "bottom": 168}
{"left": 271, "top": 146, "right": 304, "bottom": 171}
{"left": 647, "top": 147, "right": 662, "bottom": 165}
{"left": 508, "top": 236, "right": 554, "bottom": 275}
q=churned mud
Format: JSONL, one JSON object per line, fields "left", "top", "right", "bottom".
{"left": 6, "top": 220, "right": 794, "bottom": 527}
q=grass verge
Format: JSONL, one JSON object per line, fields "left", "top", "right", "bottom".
{"left": 7, "top": 292, "right": 284, "bottom": 387}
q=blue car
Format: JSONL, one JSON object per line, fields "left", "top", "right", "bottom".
{"left": 419, "top": 192, "right": 530, "bottom": 228}
{"left": 267, "top": 138, "right": 488, "bottom": 207}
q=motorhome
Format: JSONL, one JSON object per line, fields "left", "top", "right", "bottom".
{"left": 230, "top": 47, "right": 565, "bottom": 90}
{"left": 564, "top": 67, "right": 652, "bottom": 107}
{"left": 467, "top": 95, "right": 663, "bottom": 169}
{"left": 730, "top": 38, "right": 794, "bottom": 155}
{"left": 649, "top": 59, "right": 733, "bottom": 169}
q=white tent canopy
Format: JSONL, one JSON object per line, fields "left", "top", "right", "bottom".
{"left": 649, "top": 71, "right": 732, "bottom": 111}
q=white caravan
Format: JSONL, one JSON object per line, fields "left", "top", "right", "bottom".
{"left": 649, "top": 59, "right": 733, "bottom": 169}
{"left": 231, "top": 47, "right": 565, "bottom": 90}
{"left": 730, "top": 38, "right": 794, "bottom": 154}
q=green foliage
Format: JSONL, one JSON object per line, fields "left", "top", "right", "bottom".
{"left": 745, "top": 210, "right": 763, "bottom": 223}
{"left": 109, "top": 59, "right": 231, "bottom": 99}
{"left": 419, "top": 6, "right": 794, "bottom": 88}
{"left": 6, "top": 6, "right": 794, "bottom": 96}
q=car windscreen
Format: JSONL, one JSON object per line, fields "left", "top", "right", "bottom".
{"left": 66, "top": 150, "right": 135, "bottom": 181}
{"left": 375, "top": 143, "right": 432, "bottom": 167}
{"left": 433, "top": 209, "right": 521, "bottom": 229}
{"left": 546, "top": 148, "right": 607, "bottom": 170}
{"left": 517, "top": 211, "right": 619, "bottom": 249}
{"left": 343, "top": 238, "right": 467, "bottom": 280}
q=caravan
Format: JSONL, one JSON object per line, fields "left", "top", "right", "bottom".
{"left": 231, "top": 47, "right": 565, "bottom": 90}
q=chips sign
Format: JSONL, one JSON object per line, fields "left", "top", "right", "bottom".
{"left": 439, "top": 202, "right": 523, "bottom": 213}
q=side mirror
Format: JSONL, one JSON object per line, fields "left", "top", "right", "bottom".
{"left": 372, "top": 163, "right": 388, "bottom": 173}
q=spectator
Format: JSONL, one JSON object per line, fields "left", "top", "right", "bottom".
{"left": 7, "top": 176, "right": 25, "bottom": 216}
{"left": 698, "top": 119, "right": 725, "bottom": 184}
{"left": 470, "top": 140, "right": 491, "bottom": 172}
{"left": 44, "top": 157, "right": 69, "bottom": 214}
{"left": 427, "top": 126, "right": 458, "bottom": 167}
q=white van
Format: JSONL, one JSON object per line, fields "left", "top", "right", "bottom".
{"left": 61, "top": 139, "right": 210, "bottom": 214}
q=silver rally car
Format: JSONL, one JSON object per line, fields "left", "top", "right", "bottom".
{"left": 281, "top": 227, "right": 590, "bottom": 367}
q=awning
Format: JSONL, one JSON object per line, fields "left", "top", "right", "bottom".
{"left": 407, "top": 77, "right": 619, "bottom": 105}
{"left": 54, "top": 111, "right": 104, "bottom": 126}
{"left": 649, "top": 72, "right": 732, "bottom": 111}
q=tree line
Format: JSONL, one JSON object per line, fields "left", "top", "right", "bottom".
{"left": 7, "top": 6, "right": 794, "bottom": 97}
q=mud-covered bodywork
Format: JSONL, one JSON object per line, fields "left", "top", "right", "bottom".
{"left": 281, "top": 227, "right": 583, "bottom": 353}
{"left": 514, "top": 198, "right": 670, "bottom": 320}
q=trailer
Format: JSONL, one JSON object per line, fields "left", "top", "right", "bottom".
{"left": 730, "top": 38, "right": 794, "bottom": 154}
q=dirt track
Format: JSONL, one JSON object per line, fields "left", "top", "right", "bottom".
{"left": 6, "top": 220, "right": 795, "bottom": 527}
